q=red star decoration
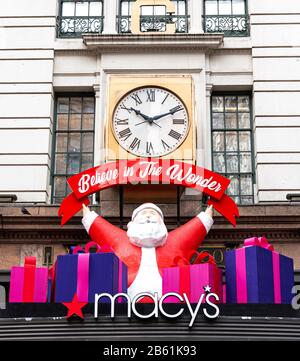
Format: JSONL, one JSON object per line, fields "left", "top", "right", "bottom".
{"left": 62, "top": 294, "right": 87, "bottom": 319}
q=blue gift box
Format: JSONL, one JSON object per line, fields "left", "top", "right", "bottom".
{"left": 225, "top": 244, "right": 294, "bottom": 304}
{"left": 54, "top": 252, "right": 128, "bottom": 303}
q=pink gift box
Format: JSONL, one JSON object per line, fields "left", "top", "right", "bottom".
{"left": 162, "top": 263, "right": 222, "bottom": 303}
{"left": 9, "top": 257, "right": 48, "bottom": 303}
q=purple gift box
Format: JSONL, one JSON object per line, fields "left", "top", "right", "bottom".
{"left": 54, "top": 243, "right": 127, "bottom": 303}
{"left": 225, "top": 237, "right": 294, "bottom": 304}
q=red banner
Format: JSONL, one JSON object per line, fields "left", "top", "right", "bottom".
{"left": 58, "top": 159, "right": 239, "bottom": 226}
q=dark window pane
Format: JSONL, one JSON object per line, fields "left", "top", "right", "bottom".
{"left": 54, "top": 176, "right": 66, "bottom": 197}
{"left": 212, "top": 96, "right": 224, "bottom": 112}
{"left": 225, "top": 113, "right": 237, "bottom": 129}
{"left": 57, "top": 98, "right": 69, "bottom": 113}
{"left": 56, "top": 133, "right": 68, "bottom": 152}
{"left": 82, "top": 154, "right": 93, "bottom": 171}
{"left": 57, "top": 114, "right": 68, "bottom": 130}
{"left": 240, "top": 153, "right": 252, "bottom": 172}
{"left": 239, "top": 131, "right": 251, "bottom": 151}
{"left": 238, "top": 96, "right": 250, "bottom": 111}
{"left": 213, "top": 132, "right": 224, "bottom": 151}
{"left": 227, "top": 175, "right": 240, "bottom": 195}
{"left": 82, "top": 114, "right": 94, "bottom": 130}
{"left": 240, "top": 174, "right": 253, "bottom": 195}
{"left": 70, "top": 98, "right": 82, "bottom": 113}
{"left": 226, "top": 153, "right": 239, "bottom": 173}
{"left": 213, "top": 153, "right": 225, "bottom": 173}
{"left": 55, "top": 154, "right": 67, "bottom": 174}
{"left": 238, "top": 113, "right": 250, "bottom": 128}
{"left": 241, "top": 196, "right": 253, "bottom": 205}
{"left": 82, "top": 133, "right": 94, "bottom": 152}
{"left": 67, "top": 153, "right": 80, "bottom": 174}
{"left": 225, "top": 131, "right": 238, "bottom": 151}
{"left": 68, "top": 133, "right": 81, "bottom": 152}
{"left": 69, "top": 114, "right": 81, "bottom": 130}
{"left": 83, "top": 97, "right": 95, "bottom": 113}
{"left": 212, "top": 113, "right": 224, "bottom": 129}
{"left": 225, "top": 96, "right": 237, "bottom": 112}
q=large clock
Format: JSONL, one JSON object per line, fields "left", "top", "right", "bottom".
{"left": 112, "top": 86, "right": 189, "bottom": 157}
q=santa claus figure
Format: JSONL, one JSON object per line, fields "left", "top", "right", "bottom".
{"left": 82, "top": 203, "right": 214, "bottom": 300}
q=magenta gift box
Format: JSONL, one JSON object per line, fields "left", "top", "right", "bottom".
{"left": 162, "top": 263, "right": 222, "bottom": 303}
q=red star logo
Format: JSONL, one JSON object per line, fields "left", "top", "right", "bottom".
{"left": 62, "top": 294, "right": 87, "bottom": 319}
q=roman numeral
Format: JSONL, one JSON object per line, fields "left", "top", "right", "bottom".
{"left": 173, "top": 119, "right": 185, "bottom": 125}
{"left": 146, "top": 142, "right": 154, "bottom": 155}
{"left": 119, "top": 128, "right": 132, "bottom": 141}
{"left": 161, "top": 93, "right": 169, "bottom": 104}
{"left": 120, "top": 103, "right": 132, "bottom": 113}
{"left": 169, "top": 105, "right": 183, "bottom": 114}
{"left": 131, "top": 93, "right": 142, "bottom": 106}
{"left": 146, "top": 89, "right": 155, "bottom": 102}
{"left": 129, "top": 137, "right": 141, "bottom": 151}
{"left": 169, "top": 129, "right": 181, "bottom": 140}
{"left": 116, "top": 118, "right": 129, "bottom": 126}
{"left": 161, "top": 139, "right": 171, "bottom": 151}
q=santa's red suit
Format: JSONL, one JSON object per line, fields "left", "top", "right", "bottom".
{"left": 82, "top": 208, "right": 213, "bottom": 299}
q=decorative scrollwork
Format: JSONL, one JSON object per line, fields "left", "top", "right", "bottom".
{"left": 204, "top": 15, "right": 249, "bottom": 37}
{"left": 117, "top": 16, "right": 131, "bottom": 33}
{"left": 118, "top": 15, "right": 189, "bottom": 33}
{"left": 57, "top": 16, "right": 104, "bottom": 37}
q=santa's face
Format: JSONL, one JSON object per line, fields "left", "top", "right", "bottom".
{"left": 127, "top": 208, "right": 168, "bottom": 248}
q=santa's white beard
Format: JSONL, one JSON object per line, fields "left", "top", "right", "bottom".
{"left": 127, "top": 221, "right": 168, "bottom": 248}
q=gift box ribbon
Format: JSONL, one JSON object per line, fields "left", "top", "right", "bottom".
{"left": 244, "top": 237, "right": 274, "bottom": 251}
{"left": 237, "top": 237, "right": 281, "bottom": 303}
{"left": 72, "top": 242, "right": 124, "bottom": 303}
{"left": 173, "top": 252, "right": 217, "bottom": 300}
{"left": 23, "top": 257, "right": 36, "bottom": 302}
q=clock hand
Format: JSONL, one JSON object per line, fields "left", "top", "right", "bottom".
{"left": 135, "top": 120, "right": 162, "bottom": 128}
{"left": 130, "top": 107, "right": 151, "bottom": 121}
{"left": 152, "top": 108, "right": 183, "bottom": 121}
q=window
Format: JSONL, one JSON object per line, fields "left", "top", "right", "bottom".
{"left": 211, "top": 94, "right": 254, "bottom": 205}
{"left": 204, "top": 0, "right": 249, "bottom": 37}
{"left": 140, "top": 5, "right": 167, "bottom": 32}
{"left": 118, "top": 0, "right": 188, "bottom": 33}
{"left": 57, "top": 0, "right": 104, "bottom": 37}
{"left": 51, "top": 95, "right": 95, "bottom": 204}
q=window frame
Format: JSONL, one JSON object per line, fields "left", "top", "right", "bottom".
{"left": 118, "top": 0, "right": 189, "bottom": 33}
{"left": 203, "top": 0, "right": 249, "bottom": 37}
{"left": 51, "top": 93, "right": 96, "bottom": 204}
{"left": 57, "top": 0, "right": 104, "bottom": 38}
{"left": 210, "top": 92, "right": 255, "bottom": 205}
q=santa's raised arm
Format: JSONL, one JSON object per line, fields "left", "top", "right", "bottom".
{"left": 82, "top": 203, "right": 214, "bottom": 299}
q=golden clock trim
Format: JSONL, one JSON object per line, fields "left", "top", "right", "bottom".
{"left": 110, "top": 85, "right": 191, "bottom": 158}
{"left": 105, "top": 74, "right": 195, "bottom": 163}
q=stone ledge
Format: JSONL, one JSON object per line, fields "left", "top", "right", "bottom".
{"left": 82, "top": 33, "right": 224, "bottom": 52}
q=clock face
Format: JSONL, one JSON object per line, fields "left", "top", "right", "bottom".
{"left": 112, "top": 87, "right": 189, "bottom": 157}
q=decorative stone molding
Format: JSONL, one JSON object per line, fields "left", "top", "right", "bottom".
{"left": 0, "top": 205, "right": 299, "bottom": 244}
{"left": 82, "top": 33, "right": 224, "bottom": 52}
